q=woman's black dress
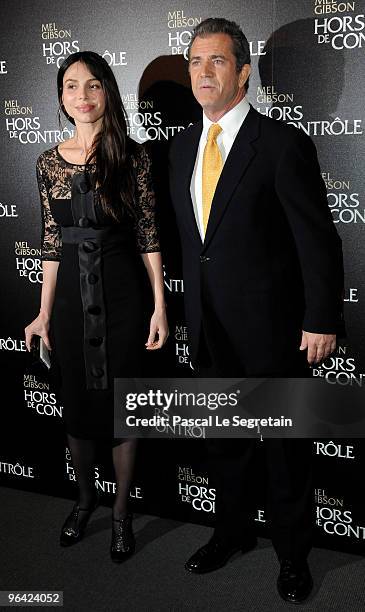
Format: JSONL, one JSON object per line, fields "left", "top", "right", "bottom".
{"left": 36, "top": 143, "right": 159, "bottom": 439}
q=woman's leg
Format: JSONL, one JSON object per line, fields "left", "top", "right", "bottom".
{"left": 67, "top": 433, "right": 97, "bottom": 507}
{"left": 111, "top": 439, "right": 137, "bottom": 520}
{"left": 60, "top": 434, "right": 98, "bottom": 546}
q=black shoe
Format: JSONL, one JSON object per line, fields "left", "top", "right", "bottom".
{"left": 277, "top": 559, "right": 313, "bottom": 603}
{"left": 110, "top": 514, "right": 135, "bottom": 563}
{"left": 60, "top": 492, "right": 100, "bottom": 547}
{"left": 185, "top": 534, "right": 257, "bottom": 574}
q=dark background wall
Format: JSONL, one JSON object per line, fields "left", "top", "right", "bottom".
{"left": 0, "top": 0, "right": 364, "bottom": 553}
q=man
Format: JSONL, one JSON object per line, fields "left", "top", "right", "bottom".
{"left": 168, "top": 18, "right": 344, "bottom": 604}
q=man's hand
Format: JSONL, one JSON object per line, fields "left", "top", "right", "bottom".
{"left": 300, "top": 331, "right": 336, "bottom": 364}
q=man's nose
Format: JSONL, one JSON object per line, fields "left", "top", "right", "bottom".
{"left": 200, "top": 61, "right": 213, "bottom": 78}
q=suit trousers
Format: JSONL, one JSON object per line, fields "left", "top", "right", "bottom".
{"left": 196, "top": 327, "right": 313, "bottom": 563}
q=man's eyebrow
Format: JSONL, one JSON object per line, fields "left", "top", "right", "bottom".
{"left": 189, "top": 53, "right": 227, "bottom": 61}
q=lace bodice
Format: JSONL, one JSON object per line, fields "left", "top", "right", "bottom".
{"left": 36, "top": 143, "right": 160, "bottom": 261}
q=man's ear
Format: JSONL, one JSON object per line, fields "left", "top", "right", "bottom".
{"left": 239, "top": 64, "right": 251, "bottom": 89}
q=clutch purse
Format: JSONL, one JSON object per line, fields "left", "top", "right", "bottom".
{"left": 39, "top": 337, "right": 51, "bottom": 369}
{"left": 29, "top": 336, "right": 51, "bottom": 370}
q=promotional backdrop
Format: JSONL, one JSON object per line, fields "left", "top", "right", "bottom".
{"left": 0, "top": 0, "right": 364, "bottom": 554}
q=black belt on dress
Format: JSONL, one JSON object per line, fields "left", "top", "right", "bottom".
{"left": 61, "top": 225, "right": 124, "bottom": 244}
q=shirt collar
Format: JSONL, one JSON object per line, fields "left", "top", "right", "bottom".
{"left": 202, "top": 97, "right": 250, "bottom": 139}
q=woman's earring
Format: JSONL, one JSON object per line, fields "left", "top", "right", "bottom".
{"left": 58, "top": 103, "right": 74, "bottom": 126}
{"left": 57, "top": 105, "right": 65, "bottom": 130}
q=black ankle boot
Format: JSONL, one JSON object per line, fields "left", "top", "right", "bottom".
{"left": 60, "top": 493, "right": 100, "bottom": 547}
{"left": 110, "top": 514, "right": 135, "bottom": 563}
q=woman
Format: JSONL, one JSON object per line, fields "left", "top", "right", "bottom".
{"left": 24, "top": 51, "right": 168, "bottom": 562}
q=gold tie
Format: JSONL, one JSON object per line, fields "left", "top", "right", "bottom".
{"left": 202, "top": 123, "right": 223, "bottom": 235}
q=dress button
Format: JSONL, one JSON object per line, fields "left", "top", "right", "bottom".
{"left": 89, "top": 337, "right": 103, "bottom": 347}
{"left": 83, "top": 240, "right": 98, "bottom": 253}
{"left": 88, "top": 273, "right": 99, "bottom": 284}
{"left": 91, "top": 366, "right": 104, "bottom": 378}
{"left": 87, "top": 305, "right": 101, "bottom": 315}
{"left": 78, "top": 216, "right": 90, "bottom": 228}
{"left": 200, "top": 255, "right": 210, "bottom": 263}
{"left": 79, "top": 180, "right": 89, "bottom": 194}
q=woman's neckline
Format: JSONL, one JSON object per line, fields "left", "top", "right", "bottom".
{"left": 55, "top": 145, "right": 96, "bottom": 167}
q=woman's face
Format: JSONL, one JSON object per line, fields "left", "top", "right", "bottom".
{"left": 61, "top": 60, "right": 106, "bottom": 125}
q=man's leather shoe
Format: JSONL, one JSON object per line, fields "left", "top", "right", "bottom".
{"left": 185, "top": 535, "right": 257, "bottom": 574}
{"left": 277, "top": 559, "right": 313, "bottom": 603}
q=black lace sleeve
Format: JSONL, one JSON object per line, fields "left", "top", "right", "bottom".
{"left": 36, "top": 155, "right": 62, "bottom": 262}
{"left": 134, "top": 145, "right": 160, "bottom": 253}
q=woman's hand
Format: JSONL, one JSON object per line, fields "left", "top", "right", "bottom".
{"left": 145, "top": 307, "right": 169, "bottom": 350}
{"left": 24, "top": 312, "right": 51, "bottom": 352}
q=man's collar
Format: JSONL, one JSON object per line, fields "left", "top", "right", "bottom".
{"left": 202, "top": 97, "right": 250, "bottom": 137}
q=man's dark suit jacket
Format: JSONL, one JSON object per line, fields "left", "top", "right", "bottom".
{"left": 169, "top": 105, "right": 344, "bottom": 375}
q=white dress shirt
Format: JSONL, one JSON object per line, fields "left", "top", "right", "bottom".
{"left": 190, "top": 96, "right": 251, "bottom": 240}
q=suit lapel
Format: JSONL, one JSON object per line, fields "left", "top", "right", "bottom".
{"left": 178, "top": 120, "right": 203, "bottom": 244}
{"left": 203, "top": 106, "right": 261, "bottom": 250}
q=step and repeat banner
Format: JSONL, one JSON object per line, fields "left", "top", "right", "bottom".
{"left": 0, "top": 0, "right": 364, "bottom": 554}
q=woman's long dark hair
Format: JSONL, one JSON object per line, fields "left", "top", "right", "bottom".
{"left": 57, "top": 51, "right": 137, "bottom": 220}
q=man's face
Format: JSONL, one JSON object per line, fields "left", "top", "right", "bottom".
{"left": 189, "top": 33, "right": 250, "bottom": 120}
